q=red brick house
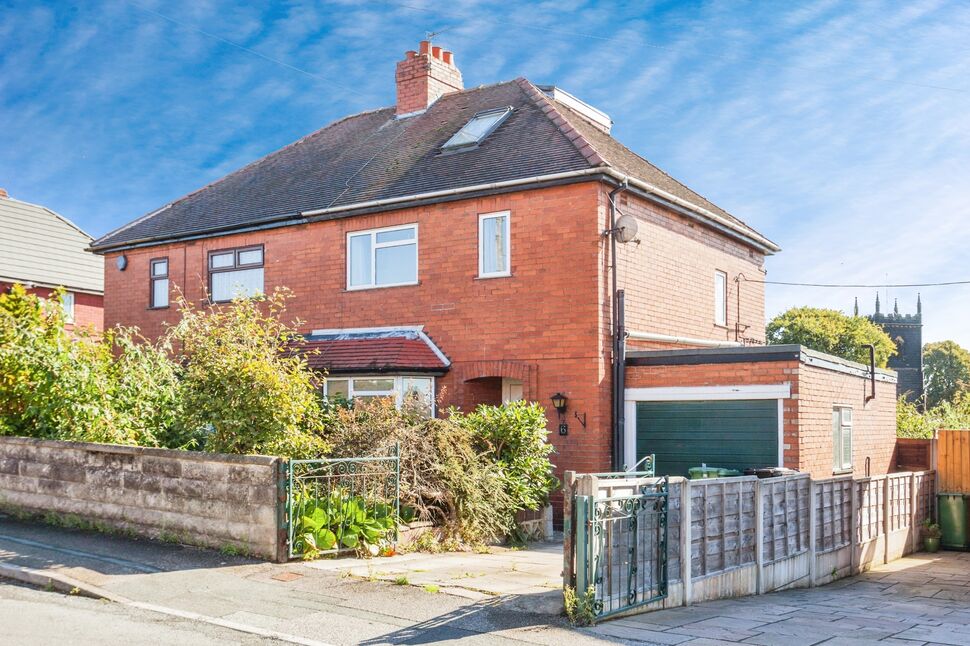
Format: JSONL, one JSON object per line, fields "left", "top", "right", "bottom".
{"left": 1, "top": 188, "right": 103, "bottom": 331}
{"left": 90, "top": 42, "right": 895, "bottom": 481}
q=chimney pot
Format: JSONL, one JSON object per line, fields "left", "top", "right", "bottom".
{"left": 419, "top": 40, "right": 431, "bottom": 55}
{"left": 431, "top": 45, "right": 442, "bottom": 59}
{"left": 405, "top": 50, "right": 416, "bottom": 59}
{"left": 442, "top": 51, "right": 453, "bottom": 65}
{"left": 0, "top": 188, "right": 7, "bottom": 199}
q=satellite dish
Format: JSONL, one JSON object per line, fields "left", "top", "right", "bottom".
{"left": 614, "top": 214, "right": 639, "bottom": 243}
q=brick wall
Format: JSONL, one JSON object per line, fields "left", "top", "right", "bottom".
{"left": 0, "top": 437, "right": 284, "bottom": 560}
{"left": 625, "top": 354, "right": 897, "bottom": 479}
{"left": 1, "top": 281, "right": 103, "bottom": 332}
{"left": 605, "top": 187, "right": 767, "bottom": 350}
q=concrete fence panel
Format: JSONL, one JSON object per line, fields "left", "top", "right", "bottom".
{"left": 0, "top": 436, "right": 285, "bottom": 561}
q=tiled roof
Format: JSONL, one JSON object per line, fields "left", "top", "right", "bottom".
{"left": 297, "top": 327, "right": 449, "bottom": 374}
{"left": 91, "top": 78, "right": 776, "bottom": 252}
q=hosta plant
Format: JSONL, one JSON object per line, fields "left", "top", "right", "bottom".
{"left": 295, "top": 489, "right": 397, "bottom": 559}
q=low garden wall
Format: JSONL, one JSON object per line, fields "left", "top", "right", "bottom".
{"left": 0, "top": 436, "right": 285, "bottom": 561}
{"left": 564, "top": 468, "right": 936, "bottom": 617}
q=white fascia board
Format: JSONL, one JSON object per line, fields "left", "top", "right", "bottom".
{"left": 624, "top": 384, "right": 792, "bottom": 402}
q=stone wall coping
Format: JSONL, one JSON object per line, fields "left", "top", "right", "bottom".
{"left": 0, "top": 436, "right": 282, "bottom": 466}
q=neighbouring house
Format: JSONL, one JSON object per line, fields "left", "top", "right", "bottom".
{"left": 0, "top": 188, "right": 103, "bottom": 330}
{"left": 89, "top": 42, "right": 896, "bottom": 489}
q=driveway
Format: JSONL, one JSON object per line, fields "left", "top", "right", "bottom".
{"left": 587, "top": 551, "right": 970, "bottom": 646}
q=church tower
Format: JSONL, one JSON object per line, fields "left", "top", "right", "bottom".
{"left": 867, "top": 294, "right": 924, "bottom": 403}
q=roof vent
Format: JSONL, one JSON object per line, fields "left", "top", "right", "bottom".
{"left": 538, "top": 86, "right": 612, "bottom": 133}
{"left": 441, "top": 106, "right": 513, "bottom": 150}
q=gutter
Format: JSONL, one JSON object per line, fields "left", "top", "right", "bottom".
{"left": 627, "top": 330, "right": 743, "bottom": 348}
{"left": 90, "top": 167, "right": 780, "bottom": 255}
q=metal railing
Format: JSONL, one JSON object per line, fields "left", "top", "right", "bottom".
{"left": 286, "top": 444, "right": 400, "bottom": 559}
{"left": 575, "top": 476, "right": 669, "bottom": 619}
{"left": 588, "top": 454, "right": 655, "bottom": 479}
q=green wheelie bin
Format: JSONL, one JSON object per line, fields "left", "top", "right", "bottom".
{"left": 937, "top": 493, "right": 969, "bottom": 550}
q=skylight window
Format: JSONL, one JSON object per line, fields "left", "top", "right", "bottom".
{"left": 442, "top": 106, "right": 513, "bottom": 150}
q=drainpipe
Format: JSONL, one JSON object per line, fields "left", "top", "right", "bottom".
{"left": 609, "top": 182, "right": 628, "bottom": 471}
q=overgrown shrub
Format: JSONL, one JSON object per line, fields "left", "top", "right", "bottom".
{"left": 897, "top": 393, "right": 970, "bottom": 438}
{"left": 457, "top": 401, "right": 558, "bottom": 512}
{"left": 324, "top": 397, "right": 517, "bottom": 543}
{"left": 166, "top": 289, "right": 329, "bottom": 458}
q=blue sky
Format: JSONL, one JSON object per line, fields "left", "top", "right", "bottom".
{"left": 2, "top": 1, "right": 969, "bottom": 345}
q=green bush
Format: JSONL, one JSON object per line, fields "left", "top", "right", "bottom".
{"left": 897, "top": 393, "right": 970, "bottom": 438}
{"left": 457, "top": 401, "right": 558, "bottom": 512}
{"left": 294, "top": 489, "right": 397, "bottom": 558}
{"left": 767, "top": 306, "right": 896, "bottom": 367}
{"left": 166, "top": 289, "right": 328, "bottom": 458}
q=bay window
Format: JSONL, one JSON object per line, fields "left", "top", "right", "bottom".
{"left": 323, "top": 375, "right": 434, "bottom": 415}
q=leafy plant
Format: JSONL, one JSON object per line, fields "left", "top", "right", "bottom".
{"left": 897, "top": 392, "right": 970, "bottom": 438}
{"left": 563, "top": 585, "right": 597, "bottom": 626}
{"left": 294, "top": 489, "right": 397, "bottom": 559}
{"left": 923, "top": 340, "right": 970, "bottom": 408}
{"left": 456, "top": 401, "right": 558, "bottom": 514}
{"left": 922, "top": 519, "right": 941, "bottom": 539}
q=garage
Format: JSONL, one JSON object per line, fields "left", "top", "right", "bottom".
{"left": 634, "top": 399, "right": 780, "bottom": 476}
{"left": 623, "top": 384, "right": 789, "bottom": 477}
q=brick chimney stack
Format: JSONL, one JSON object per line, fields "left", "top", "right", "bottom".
{"left": 395, "top": 40, "right": 463, "bottom": 116}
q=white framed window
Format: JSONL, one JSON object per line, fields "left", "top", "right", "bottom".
{"left": 150, "top": 258, "right": 169, "bottom": 308}
{"left": 323, "top": 375, "right": 434, "bottom": 416}
{"left": 346, "top": 224, "right": 418, "bottom": 290}
{"left": 209, "top": 246, "right": 264, "bottom": 302}
{"left": 479, "top": 211, "right": 510, "bottom": 278}
{"left": 61, "top": 292, "right": 75, "bottom": 323}
{"left": 714, "top": 270, "right": 727, "bottom": 327}
{"left": 832, "top": 406, "right": 853, "bottom": 472}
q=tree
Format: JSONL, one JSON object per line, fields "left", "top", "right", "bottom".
{"left": 923, "top": 340, "right": 970, "bottom": 408}
{"left": 766, "top": 307, "right": 896, "bottom": 367}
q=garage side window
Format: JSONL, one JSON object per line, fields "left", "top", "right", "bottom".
{"left": 832, "top": 406, "right": 853, "bottom": 472}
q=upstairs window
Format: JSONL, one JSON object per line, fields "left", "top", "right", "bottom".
{"left": 61, "top": 292, "right": 75, "bottom": 323}
{"left": 209, "top": 246, "right": 264, "bottom": 302}
{"left": 832, "top": 406, "right": 853, "bottom": 472}
{"left": 714, "top": 270, "right": 727, "bottom": 327}
{"left": 442, "top": 106, "right": 513, "bottom": 150}
{"left": 479, "top": 211, "right": 510, "bottom": 278}
{"left": 347, "top": 224, "right": 418, "bottom": 290}
{"left": 150, "top": 258, "right": 169, "bottom": 309}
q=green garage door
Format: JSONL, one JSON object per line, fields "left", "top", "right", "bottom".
{"left": 635, "top": 400, "right": 778, "bottom": 477}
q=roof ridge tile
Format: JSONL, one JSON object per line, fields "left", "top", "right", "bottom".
{"left": 514, "top": 77, "right": 608, "bottom": 167}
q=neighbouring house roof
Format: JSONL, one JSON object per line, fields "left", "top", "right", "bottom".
{"left": 90, "top": 79, "right": 778, "bottom": 254}
{"left": 298, "top": 327, "right": 450, "bottom": 374}
{"left": 0, "top": 195, "right": 104, "bottom": 294}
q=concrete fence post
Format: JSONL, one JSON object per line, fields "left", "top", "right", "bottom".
{"left": 808, "top": 479, "right": 818, "bottom": 587}
{"left": 681, "top": 478, "right": 692, "bottom": 606}
{"left": 562, "top": 470, "right": 576, "bottom": 588}
{"left": 849, "top": 479, "right": 859, "bottom": 575}
{"left": 883, "top": 476, "right": 891, "bottom": 564}
{"left": 755, "top": 478, "right": 765, "bottom": 595}
{"left": 909, "top": 471, "right": 918, "bottom": 554}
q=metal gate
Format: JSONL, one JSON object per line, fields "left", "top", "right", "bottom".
{"left": 573, "top": 475, "right": 669, "bottom": 619}
{"left": 285, "top": 445, "right": 400, "bottom": 559}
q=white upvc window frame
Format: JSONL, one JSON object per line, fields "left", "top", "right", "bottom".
{"left": 346, "top": 223, "right": 419, "bottom": 291}
{"left": 61, "top": 291, "right": 75, "bottom": 323}
{"left": 714, "top": 270, "right": 728, "bottom": 327}
{"left": 478, "top": 211, "right": 511, "bottom": 279}
{"left": 832, "top": 405, "right": 853, "bottom": 473}
{"left": 323, "top": 375, "right": 435, "bottom": 416}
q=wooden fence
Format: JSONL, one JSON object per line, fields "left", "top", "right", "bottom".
{"left": 564, "top": 469, "right": 935, "bottom": 616}
{"left": 937, "top": 430, "right": 970, "bottom": 493}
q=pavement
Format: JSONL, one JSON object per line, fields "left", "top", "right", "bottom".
{"left": 586, "top": 551, "right": 970, "bottom": 646}
{"left": 0, "top": 513, "right": 606, "bottom": 645}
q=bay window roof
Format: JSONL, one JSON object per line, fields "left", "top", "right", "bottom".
{"left": 297, "top": 326, "right": 450, "bottom": 374}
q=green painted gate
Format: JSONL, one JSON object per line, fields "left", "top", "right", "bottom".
{"left": 635, "top": 400, "right": 778, "bottom": 476}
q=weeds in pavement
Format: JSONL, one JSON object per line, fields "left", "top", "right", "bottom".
{"left": 393, "top": 576, "right": 409, "bottom": 586}
{"left": 563, "top": 585, "right": 597, "bottom": 627}
{"left": 422, "top": 584, "right": 439, "bottom": 593}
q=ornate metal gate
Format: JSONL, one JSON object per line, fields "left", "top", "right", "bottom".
{"left": 573, "top": 475, "right": 669, "bottom": 619}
